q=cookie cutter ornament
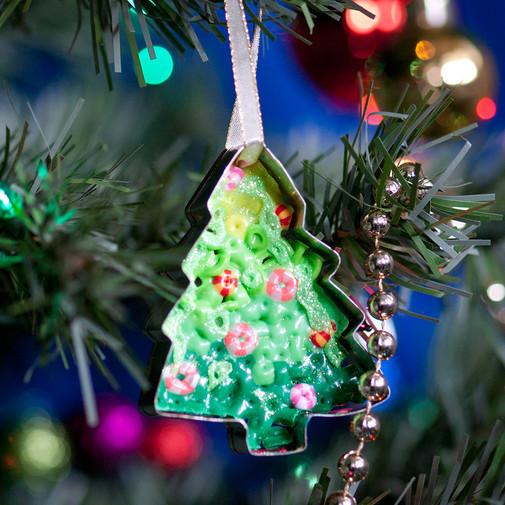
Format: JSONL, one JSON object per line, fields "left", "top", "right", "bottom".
{"left": 140, "top": 0, "right": 387, "bottom": 455}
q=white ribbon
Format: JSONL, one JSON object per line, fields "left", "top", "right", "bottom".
{"left": 224, "top": 0, "right": 264, "bottom": 149}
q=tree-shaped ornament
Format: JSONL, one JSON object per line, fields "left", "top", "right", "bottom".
{"left": 141, "top": 0, "right": 380, "bottom": 454}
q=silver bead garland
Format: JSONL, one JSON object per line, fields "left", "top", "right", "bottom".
{"left": 329, "top": 199, "right": 400, "bottom": 505}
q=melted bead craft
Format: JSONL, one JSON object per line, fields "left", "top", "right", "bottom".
{"left": 141, "top": 146, "right": 378, "bottom": 454}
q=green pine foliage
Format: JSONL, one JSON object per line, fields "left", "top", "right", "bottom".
{"left": 307, "top": 421, "right": 505, "bottom": 505}
{"left": 0, "top": 112, "right": 185, "bottom": 424}
{"left": 0, "top": 0, "right": 372, "bottom": 87}
{"left": 302, "top": 88, "right": 501, "bottom": 318}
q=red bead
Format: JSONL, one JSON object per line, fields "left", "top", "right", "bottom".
{"left": 213, "top": 270, "right": 238, "bottom": 297}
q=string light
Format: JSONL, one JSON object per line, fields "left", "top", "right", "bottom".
{"left": 441, "top": 58, "right": 478, "bottom": 85}
{"left": 345, "top": 0, "right": 406, "bottom": 35}
{"left": 476, "top": 97, "right": 497, "bottom": 120}
{"left": 415, "top": 40, "right": 436, "bottom": 60}
{"left": 139, "top": 46, "right": 174, "bottom": 85}
{"left": 487, "top": 283, "right": 505, "bottom": 303}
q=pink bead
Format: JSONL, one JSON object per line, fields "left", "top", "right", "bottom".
{"left": 163, "top": 362, "right": 200, "bottom": 395}
{"left": 225, "top": 166, "right": 244, "bottom": 191}
{"left": 224, "top": 322, "right": 259, "bottom": 357}
{"left": 266, "top": 268, "right": 298, "bottom": 302}
{"left": 290, "top": 383, "right": 317, "bottom": 410}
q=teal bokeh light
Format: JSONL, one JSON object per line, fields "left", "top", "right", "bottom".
{"left": 139, "top": 46, "right": 174, "bottom": 85}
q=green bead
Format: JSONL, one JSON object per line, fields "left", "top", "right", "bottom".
{"left": 245, "top": 224, "right": 269, "bottom": 252}
{"left": 253, "top": 338, "right": 278, "bottom": 361}
{"left": 252, "top": 359, "right": 275, "bottom": 386}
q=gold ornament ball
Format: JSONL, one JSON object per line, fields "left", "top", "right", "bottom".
{"left": 364, "top": 249, "right": 394, "bottom": 279}
{"left": 338, "top": 450, "right": 369, "bottom": 482}
{"left": 361, "top": 210, "right": 390, "bottom": 238}
{"left": 368, "top": 290, "right": 398, "bottom": 320}
{"left": 359, "top": 370, "right": 389, "bottom": 402}
{"left": 351, "top": 412, "right": 381, "bottom": 442}
{"left": 368, "top": 330, "right": 397, "bottom": 360}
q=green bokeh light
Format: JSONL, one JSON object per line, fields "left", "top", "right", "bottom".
{"left": 408, "top": 398, "right": 439, "bottom": 431}
{"left": 17, "top": 416, "right": 71, "bottom": 478}
{"left": 0, "top": 181, "right": 22, "bottom": 219}
{"left": 139, "top": 46, "right": 174, "bottom": 85}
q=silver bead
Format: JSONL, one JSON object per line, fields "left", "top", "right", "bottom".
{"left": 325, "top": 491, "right": 357, "bottom": 505}
{"left": 364, "top": 249, "right": 394, "bottom": 279}
{"left": 375, "top": 177, "right": 403, "bottom": 207}
{"left": 338, "top": 450, "right": 369, "bottom": 482}
{"left": 359, "top": 371, "right": 389, "bottom": 402}
{"left": 417, "top": 177, "right": 433, "bottom": 198}
{"left": 399, "top": 161, "right": 423, "bottom": 184}
{"left": 351, "top": 412, "right": 381, "bottom": 442}
{"left": 368, "top": 290, "right": 397, "bottom": 320}
{"left": 324, "top": 491, "right": 356, "bottom": 505}
{"left": 361, "top": 210, "right": 390, "bottom": 237}
{"left": 368, "top": 330, "right": 397, "bottom": 360}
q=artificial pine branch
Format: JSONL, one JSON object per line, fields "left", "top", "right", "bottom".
{"left": 305, "top": 422, "right": 505, "bottom": 505}
{"left": 0, "top": 0, "right": 372, "bottom": 85}
{"left": 301, "top": 89, "right": 501, "bottom": 318}
{"left": 1, "top": 89, "right": 500, "bottom": 424}
{"left": 0, "top": 111, "right": 183, "bottom": 425}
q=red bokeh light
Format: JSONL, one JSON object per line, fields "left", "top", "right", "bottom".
{"left": 345, "top": 0, "right": 406, "bottom": 35}
{"left": 378, "top": 0, "right": 407, "bottom": 33}
{"left": 345, "top": 0, "right": 379, "bottom": 35}
{"left": 476, "top": 97, "right": 497, "bottom": 120}
{"left": 361, "top": 93, "right": 383, "bottom": 125}
{"left": 143, "top": 420, "right": 204, "bottom": 469}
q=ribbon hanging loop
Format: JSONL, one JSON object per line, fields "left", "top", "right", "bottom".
{"left": 224, "top": 0, "right": 264, "bottom": 149}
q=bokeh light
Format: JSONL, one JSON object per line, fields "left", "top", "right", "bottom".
{"left": 424, "top": 63, "right": 443, "bottom": 86}
{"left": 94, "top": 403, "right": 145, "bottom": 455}
{"left": 14, "top": 415, "right": 71, "bottom": 479}
{"left": 377, "top": 0, "right": 407, "bottom": 33}
{"left": 362, "top": 93, "right": 383, "bottom": 125}
{"left": 407, "top": 398, "right": 439, "bottom": 430}
{"left": 0, "top": 182, "right": 22, "bottom": 219}
{"left": 345, "top": 0, "right": 406, "bottom": 35}
{"left": 0, "top": 189, "right": 11, "bottom": 208}
{"left": 441, "top": 57, "right": 478, "bottom": 85}
{"left": 487, "top": 283, "right": 505, "bottom": 302}
{"left": 423, "top": 0, "right": 449, "bottom": 28}
{"left": 366, "top": 18, "right": 495, "bottom": 136}
{"left": 346, "top": 0, "right": 379, "bottom": 35}
{"left": 415, "top": 40, "right": 436, "bottom": 60}
{"left": 476, "top": 97, "right": 497, "bottom": 120}
{"left": 139, "top": 46, "right": 174, "bottom": 85}
{"left": 143, "top": 420, "right": 204, "bottom": 469}
{"left": 348, "top": 33, "right": 377, "bottom": 59}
